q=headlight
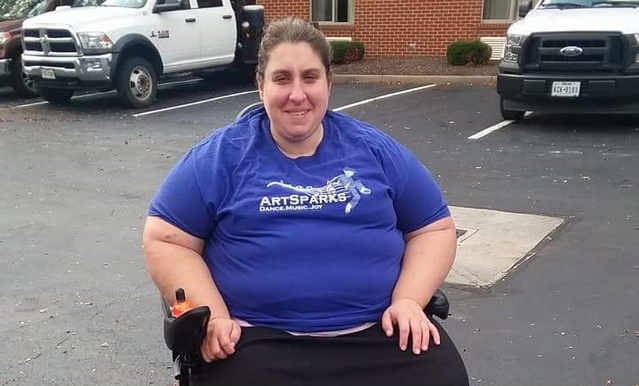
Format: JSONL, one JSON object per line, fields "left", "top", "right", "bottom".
{"left": 503, "top": 34, "right": 524, "bottom": 63}
{"left": 0, "top": 32, "right": 11, "bottom": 46}
{"left": 77, "top": 32, "right": 113, "bottom": 53}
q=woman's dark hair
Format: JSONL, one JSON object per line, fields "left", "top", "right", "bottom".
{"left": 256, "top": 17, "right": 332, "bottom": 82}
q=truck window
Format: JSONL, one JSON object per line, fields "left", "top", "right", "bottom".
{"left": 197, "top": 0, "right": 222, "bottom": 8}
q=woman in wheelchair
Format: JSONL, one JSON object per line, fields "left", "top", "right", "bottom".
{"left": 142, "top": 17, "right": 469, "bottom": 386}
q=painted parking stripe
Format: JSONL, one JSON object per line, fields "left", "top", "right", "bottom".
{"left": 136, "top": 83, "right": 436, "bottom": 117}
{"left": 15, "top": 78, "right": 203, "bottom": 109}
{"left": 133, "top": 90, "right": 258, "bottom": 118}
{"left": 334, "top": 84, "right": 437, "bottom": 112}
{"left": 468, "top": 112, "right": 532, "bottom": 140}
{"left": 16, "top": 91, "right": 108, "bottom": 108}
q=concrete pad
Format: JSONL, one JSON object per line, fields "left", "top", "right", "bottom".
{"left": 447, "top": 206, "right": 565, "bottom": 288}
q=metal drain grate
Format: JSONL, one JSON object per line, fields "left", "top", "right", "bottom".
{"left": 455, "top": 227, "right": 478, "bottom": 244}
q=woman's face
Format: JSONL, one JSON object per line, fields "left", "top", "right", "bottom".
{"left": 258, "top": 42, "right": 331, "bottom": 145}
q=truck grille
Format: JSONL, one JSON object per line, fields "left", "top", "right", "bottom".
{"left": 22, "top": 28, "right": 79, "bottom": 56}
{"left": 523, "top": 32, "right": 626, "bottom": 72}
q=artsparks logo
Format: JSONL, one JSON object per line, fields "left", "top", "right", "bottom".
{"left": 259, "top": 168, "right": 371, "bottom": 213}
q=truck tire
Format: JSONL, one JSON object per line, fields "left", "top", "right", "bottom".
{"left": 10, "top": 55, "right": 38, "bottom": 98}
{"left": 116, "top": 57, "right": 157, "bottom": 109}
{"left": 500, "top": 97, "right": 525, "bottom": 121}
{"left": 37, "top": 87, "right": 74, "bottom": 105}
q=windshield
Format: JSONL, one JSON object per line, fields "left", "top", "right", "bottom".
{"left": 100, "top": 0, "right": 147, "bottom": 8}
{"left": 540, "top": 0, "right": 639, "bottom": 7}
{"left": 71, "top": 0, "right": 106, "bottom": 5}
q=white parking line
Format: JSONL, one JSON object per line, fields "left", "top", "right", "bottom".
{"left": 14, "top": 78, "right": 202, "bottom": 109}
{"left": 334, "top": 84, "right": 437, "bottom": 112}
{"left": 133, "top": 90, "right": 257, "bottom": 117}
{"left": 468, "top": 120, "right": 516, "bottom": 140}
{"left": 15, "top": 82, "right": 433, "bottom": 116}
{"left": 137, "top": 84, "right": 436, "bottom": 118}
{"left": 468, "top": 112, "right": 532, "bottom": 140}
{"left": 16, "top": 92, "right": 105, "bottom": 108}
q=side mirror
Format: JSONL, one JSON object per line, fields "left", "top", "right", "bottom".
{"left": 518, "top": 0, "right": 533, "bottom": 17}
{"left": 153, "top": 0, "right": 182, "bottom": 13}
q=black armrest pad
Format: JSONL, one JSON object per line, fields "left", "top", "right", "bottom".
{"left": 425, "top": 289, "right": 450, "bottom": 320}
{"left": 163, "top": 300, "right": 211, "bottom": 355}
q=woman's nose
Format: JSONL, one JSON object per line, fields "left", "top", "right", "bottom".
{"left": 288, "top": 79, "right": 307, "bottom": 102}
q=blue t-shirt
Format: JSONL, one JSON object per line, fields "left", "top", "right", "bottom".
{"left": 149, "top": 108, "right": 450, "bottom": 333}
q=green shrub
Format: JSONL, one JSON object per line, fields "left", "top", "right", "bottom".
{"left": 446, "top": 40, "right": 492, "bottom": 66}
{"left": 331, "top": 40, "right": 366, "bottom": 64}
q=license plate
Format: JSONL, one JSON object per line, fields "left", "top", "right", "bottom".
{"left": 41, "top": 68, "right": 56, "bottom": 80}
{"left": 551, "top": 81, "right": 580, "bottom": 97}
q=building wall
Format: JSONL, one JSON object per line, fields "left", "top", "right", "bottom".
{"left": 256, "top": 0, "right": 510, "bottom": 58}
{"left": 258, "top": 0, "right": 310, "bottom": 22}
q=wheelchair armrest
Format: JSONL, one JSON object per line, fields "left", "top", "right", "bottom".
{"left": 162, "top": 298, "right": 211, "bottom": 356}
{"left": 424, "top": 289, "right": 450, "bottom": 320}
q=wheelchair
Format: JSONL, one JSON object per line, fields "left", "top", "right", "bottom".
{"left": 162, "top": 288, "right": 451, "bottom": 386}
{"left": 160, "top": 102, "right": 452, "bottom": 385}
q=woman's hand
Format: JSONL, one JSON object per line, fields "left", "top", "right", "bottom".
{"left": 381, "top": 298, "right": 441, "bottom": 354}
{"left": 200, "top": 317, "right": 242, "bottom": 362}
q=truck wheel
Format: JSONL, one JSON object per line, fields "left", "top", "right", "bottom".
{"left": 116, "top": 57, "right": 157, "bottom": 109}
{"left": 37, "top": 87, "right": 74, "bottom": 105}
{"left": 10, "top": 56, "right": 38, "bottom": 98}
{"left": 500, "top": 97, "right": 525, "bottom": 121}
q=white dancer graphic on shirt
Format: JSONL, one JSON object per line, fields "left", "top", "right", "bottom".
{"left": 265, "top": 168, "right": 371, "bottom": 213}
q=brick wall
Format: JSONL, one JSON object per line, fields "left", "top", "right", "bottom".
{"left": 258, "top": 0, "right": 309, "bottom": 23}
{"left": 256, "top": 0, "right": 510, "bottom": 58}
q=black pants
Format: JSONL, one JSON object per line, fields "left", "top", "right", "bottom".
{"left": 191, "top": 318, "right": 469, "bottom": 386}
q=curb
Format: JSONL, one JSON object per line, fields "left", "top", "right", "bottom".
{"left": 332, "top": 74, "right": 496, "bottom": 86}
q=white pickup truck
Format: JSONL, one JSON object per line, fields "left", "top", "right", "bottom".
{"left": 21, "top": 0, "right": 263, "bottom": 108}
{"left": 497, "top": 0, "right": 639, "bottom": 120}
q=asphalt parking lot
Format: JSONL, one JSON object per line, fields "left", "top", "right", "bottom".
{"left": 1, "top": 76, "right": 637, "bottom": 386}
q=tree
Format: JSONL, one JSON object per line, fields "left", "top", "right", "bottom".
{"left": 0, "top": 0, "right": 44, "bottom": 19}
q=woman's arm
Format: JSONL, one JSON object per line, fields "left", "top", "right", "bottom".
{"left": 143, "top": 216, "right": 241, "bottom": 361}
{"left": 142, "top": 216, "right": 230, "bottom": 320}
{"left": 392, "top": 215, "right": 457, "bottom": 307}
{"left": 381, "top": 215, "right": 457, "bottom": 354}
